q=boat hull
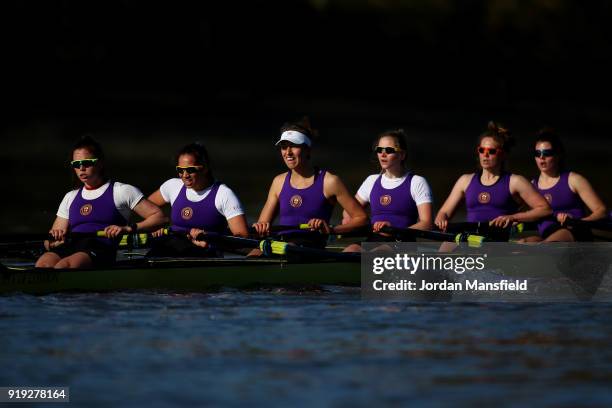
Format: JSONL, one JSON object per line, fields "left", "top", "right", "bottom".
{"left": 0, "top": 258, "right": 361, "bottom": 295}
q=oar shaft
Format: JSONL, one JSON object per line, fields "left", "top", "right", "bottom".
{"left": 195, "top": 232, "right": 360, "bottom": 262}
{"left": 379, "top": 226, "right": 486, "bottom": 247}
{"left": 446, "top": 222, "right": 524, "bottom": 235}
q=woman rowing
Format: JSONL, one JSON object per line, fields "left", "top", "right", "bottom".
{"left": 526, "top": 129, "right": 607, "bottom": 242}
{"left": 35, "top": 135, "right": 166, "bottom": 269}
{"left": 147, "top": 142, "right": 249, "bottom": 256}
{"left": 343, "top": 129, "right": 433, "bottom": 251}
{"left": 434, "top": 121, "right": 551, "bottom": 240}
{"left": 252, "top": 117, "right": 368, "bottom": 248}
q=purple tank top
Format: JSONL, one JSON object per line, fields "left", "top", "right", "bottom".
{"left": 278, "top": 169, "right": 333, "bottom": 225}
{"left": 370, "top": 173, "right": 418, "bottom": 228}
{"left": 465, "top": 172, "right": 517, "bottom": 222}
{"left": 532, "top": 172, "right": 585, "bottom": 236}
{"left": 69, "top": 181, "right": 127, "bottom": 233}
{"left": 171, "top": 182, "right": 228, "bottom": 233}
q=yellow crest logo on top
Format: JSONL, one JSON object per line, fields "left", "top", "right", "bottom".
{"left": 478, "top": 192, "right": 491, "bottom": 204}
{"left": 380, "top": 195, "right": 392, "bottom": 206}
{"left": 80, "top": 204, "right": 93, "bottom": 216}
{"left": 290, "top": 195, "right": 303, "bottom": 208}
{"left": 544, "top": 193, "right": 553, "bottom": 204}
{"left": 181, "top": 207, "right": 194, "bottom": 220}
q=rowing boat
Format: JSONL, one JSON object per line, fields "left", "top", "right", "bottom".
{"left": 3, "top": 223, "right": 612, "bottom": 297}
{"left": 0, "top": 256, "right": 360, "bottom": 295}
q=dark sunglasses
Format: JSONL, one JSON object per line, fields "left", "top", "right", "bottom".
{"left": 176, "top": 165, "right": 203, "bottom": 175}
{"left": 375, "top": 146, "right": 402, "bottom": 154}
{"left": 70, "top": 158, "right": 98, "bottom": 169}
{"left": 477, "top": 147, "right": 501, "bottom": 156}
{"left": 534, "top": 149, "right": 555, "bottom": 158}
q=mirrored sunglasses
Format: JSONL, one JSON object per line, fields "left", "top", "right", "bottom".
{"left": 477, "top": 147, "right": 501, "bottom": 156}
{"left": 534, "top": 149, "right": 555, "bottom": 158}
{"left": 70, "top": 158, "right": 98, "bottom": 169}
{"left": 176, "top": 165, "right": 203, "bottom": 175}
{"left": 375, "top": 146, "right": 402, "bottom": 154}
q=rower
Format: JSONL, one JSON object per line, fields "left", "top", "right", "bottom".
{"left": 526, "top": 128, "right": 607, "bottom": 242}
{"left": 343, "top": 129, "right": 433, "bottom": 251}
{"left": 35, "top": 135, "right": 166, "bottom": 269}
{"left": 252, "top": 117, "right": 368, "bottom": 250}
{"left": 147, "top": 142, "right": 249, "bottom": 256}
{"left": 434, "top": 121, "right": 551, "bottom": 241}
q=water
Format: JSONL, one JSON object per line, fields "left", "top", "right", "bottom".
{"left": 2, "top": 289, "right": 612, "bottom": 407}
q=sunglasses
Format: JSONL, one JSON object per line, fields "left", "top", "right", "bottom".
{"left": 534, "top": 149, "right": 555, "bottom": 158}
{"left": 70, "top": 158, "right": 98, "bottom": 168}
{"left": 375, "top": 146, "right": 403, "bottom": 154}
{"left": 176, "top": 165, "right": 203, "bottom": 175}
{"left": 477, "top": 146, "right": 502, "bottom": 156}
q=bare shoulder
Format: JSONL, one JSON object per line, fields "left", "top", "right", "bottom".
{"left": 568, "top": 171, "right": 587, "bottom": 184}
{"left": 272, "top": 172, "right": 288, "bottom": 184}
{"left": 509, "top": 173, "right": 532, "bottom": 190}
{"left": 510, "top": 173, "right": 529, "bottom": 183}
{"left": 323, "top": 170, "right": 346, "bottom": 189}
{"left": 456, "top": 173, "right": 475, "bottom": 189}
{"left": 568, "top": 171, "right": 591, "bottom": 191}
{"left": 269, "top": 172, "right": 288, "bottom": 193}
{"left": 323, "top": 170, "right": 340, "bottom": 182}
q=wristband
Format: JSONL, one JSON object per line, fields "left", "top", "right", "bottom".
{"left": 129, "top": 222, "right": 138, "bottom": 233}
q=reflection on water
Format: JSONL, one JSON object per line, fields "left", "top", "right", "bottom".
{"left": 2, "top": 290, "right": 612, "bottom": 406}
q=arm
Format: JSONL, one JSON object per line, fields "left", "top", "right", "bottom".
{"left": 147, "top": 189, "right": 167, "bottom": 207}
{"left": 146, "top": 189, "right": 171, "bottom": 236}
{"left": 227, "top": 215, "right": 249, "bottom": 237}
{"left": 569, "top": 172, "right": 607, "bottom": 221}
{"left": 409, "top": 203, "right": 433, "bottom": 231}
{"left": 189, "top": 214, "right": 249, "bottom": 248}
{"left": 252, "top": 174, "right": 284, "bottom": 235}
{"left": 342, "top": 194, "right": 368, "bottom": 225}
{"left": 324, "top": 173, "right": 368, "bottom": 234}
{"left": 130, "top": 198, "right": 168, "bottom": 232}
{"left": 501, "top": 174, "right": 552, "bottom": 224}
{"left": 47, "top": 216, "right": 70, "bottom": 247}
{"left": 434, "top": 174, "right": 471, "bottom": 231}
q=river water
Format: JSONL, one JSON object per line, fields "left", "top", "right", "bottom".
{"left": 2, "top": 289, "right": 612, "bottom": 407}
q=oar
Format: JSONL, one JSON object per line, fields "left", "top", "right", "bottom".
{"left": 195, "top": 232, "right": 361, "bottom": 262}
{"left": 0, "top": 230, "right": 171, "bottom": 251}
{"left": 379, "top": 226, "right": 487, "bottom": 247}
{"left": 249, "top": 224, "right": 372, "bottom": 235}
{"left": 257, "top": 224, "right": 489, "bottom": 246}
{"left": 445, "top": 222, "right": 524, "bottom": 236}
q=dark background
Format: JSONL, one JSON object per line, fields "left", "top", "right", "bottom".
{"left": 2, "top": 0, "right": 612, "bottom": 233}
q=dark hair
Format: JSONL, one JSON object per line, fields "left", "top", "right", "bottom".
{"left": 71, "top": 134, "right": 106, "bottom": 186}
{"left": 372, "top": 129, "right": 409, "bottom": 170}
{"left": 535, "top": 127, "right": 566, "bottom": 170}
{"left": 478, "top": 121, "right": 515, "bottom": 153}
{"left": 72, "top": 134, "right": 105, "bottom": 160}
{"left": 175, "top": 142, "right": 214, "bottom": 180}
{"left": 279, "top": 116, "right": 319, "bottom": 142}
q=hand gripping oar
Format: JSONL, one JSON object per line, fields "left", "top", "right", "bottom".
{"left": 195, "top": 232, "right": 361, "bottom": 262}
{"left": 379, "top": 226, "right": 487, "bottom": 248}
{"left": 0, "top": 230, "right": 170, "bottom": 252}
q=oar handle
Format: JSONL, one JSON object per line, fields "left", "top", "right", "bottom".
{"left": 379, "top": 226, "right": 487, "bottom": 247}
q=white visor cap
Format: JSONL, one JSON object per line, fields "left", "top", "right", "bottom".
{"left": 275, "top": 130, "right": 312, "bottom": 147}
